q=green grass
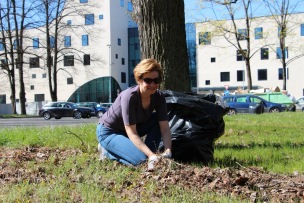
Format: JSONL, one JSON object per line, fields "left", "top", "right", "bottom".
{"left": 0, "top": 112, "right": 303, "bottom": 202}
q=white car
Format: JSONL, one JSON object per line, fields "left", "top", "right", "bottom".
{"left": 295, "top": 97, "right": 304, "bottom": 111}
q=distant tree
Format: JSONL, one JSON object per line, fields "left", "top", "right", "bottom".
{"left": 263, "top": 0, "right": 304, "bottom": 91}
{"left": 131, "top": 0, "right": 191, "bottom": 92}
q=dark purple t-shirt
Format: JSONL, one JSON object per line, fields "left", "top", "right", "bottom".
{"left": 99, "top": 85, "right": 168, "bottom": 132}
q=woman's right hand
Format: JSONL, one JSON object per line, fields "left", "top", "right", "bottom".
{"left": 147, "top": 154, "right": 159, "bottom": 171}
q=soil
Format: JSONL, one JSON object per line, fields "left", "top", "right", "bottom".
{"left": 0, "top": 147, "right": 303, "bottom": 202}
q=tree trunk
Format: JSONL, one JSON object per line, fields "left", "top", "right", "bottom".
{"left": 131, "top": 0, "right": 190, "bottom": 92}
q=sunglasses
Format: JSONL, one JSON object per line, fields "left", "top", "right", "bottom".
{"left": 142, "top": 77, "right": 161, "bottom": 84}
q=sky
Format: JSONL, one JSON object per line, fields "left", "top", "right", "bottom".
{"left": 184, "top": 0, "right": 304, "bottom": 23}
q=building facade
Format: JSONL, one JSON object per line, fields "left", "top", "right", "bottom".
{"left": 196, "top": 13, "right": 304, "bottom": 98}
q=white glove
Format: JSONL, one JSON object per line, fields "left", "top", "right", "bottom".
{"left": 147, "top": 155, "right": 159, "bottom": 171}
{"left": 161, "top": 149, "right": 172, "bottom": 159}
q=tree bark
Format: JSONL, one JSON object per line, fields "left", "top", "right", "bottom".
{"left": 131, "top": 0, "right": 190, "bottom": 92}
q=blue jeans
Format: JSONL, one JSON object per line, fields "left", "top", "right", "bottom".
{"left": 96, "top": 113, "right": 161, "bottom": 166}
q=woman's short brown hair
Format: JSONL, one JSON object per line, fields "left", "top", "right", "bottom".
{"left": 133, "top": 58, "right": 163, "bottom": 82}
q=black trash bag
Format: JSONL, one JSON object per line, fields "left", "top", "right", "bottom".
{"left": 160, "top": 90, "right": 228, "bottom": 165}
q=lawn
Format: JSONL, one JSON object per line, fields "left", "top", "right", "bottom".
{"left": 0, "top": 112, "right": 303, "bottom": 202}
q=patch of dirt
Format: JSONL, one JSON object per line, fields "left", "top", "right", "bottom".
{"left": 0, "top": 147, "right": 303, "bottom": 202}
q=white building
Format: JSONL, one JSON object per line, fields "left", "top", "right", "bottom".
{"left": 196, "top": 13, "right": 304, "bottom": 99}
{"left": 0, "top": 0, "right": 135, "bottom": 104}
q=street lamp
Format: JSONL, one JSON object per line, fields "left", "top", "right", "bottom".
{"left": 107, "top": 44, "right": 111, "bottom": 103}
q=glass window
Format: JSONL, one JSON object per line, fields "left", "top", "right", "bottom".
{"left": 118, "top": 38, "right": 121, "bottom": 46}
{"left": 120, "top": 0, "right": 124, "bottom": 7}
{"left": 30, "top": 85, "right": 34, "bottom": 90}
{"left": 13, "top": 39, "right": 18, "bottom": 50}
{"left": 0, "top": 94, "right": 6, "bottom": 104}
{"left": 64, "top": 36, "right": 71, "bottom": 47}
{"left": 128, "top": 2, "right": 133, "bottom": 12}
{"left": 84, "top": 54, "right": 90, "bottom": 65}
{"left": 258, "top": 69, "right": 267, "bottom": 81}
{"left": 255, "top": 27, "right": 263, "bottom": 39}
{"left": 237, "top": 50, "right": 246, "bottom": 61}
{"left": 121, "top": 72, "right": 126, "bottom": 83}
{"left": 80, "top": 0, "right": 88, "bottom": 3}
{"left": 99, "top": 15, "right": 103, "bottom": 20}
{"left": 67, "top": 77, "right": 73, "bottom": 84}
{"left": 301, "top": 24, "right": 304, "bottom": 36}
{"left": 211, "top": 57, "right": 215, "bottom": 63}
{"left": 237, "top": 70, "right": 244, "bottom": 82}
{"left": 67, "top": 20, "right": 72, "bottom": 25}
{"left": 85, "top": 14, "right": 94, "bottom": 25}
{"left": 82, "top": 34, "right": 89, "bottom": 46}
{"left": 50, "top": 36, "right": 55, "bottom": 48}
{"left": 276, "top": 47, "right": 288, "bottom": 59}
{"left": 32, "top": 74, "right": 36, "bottom": 79}
{"left": 278, "top": 68, "right": 289, "bottom": 80}
{"left": 122, "top": 58, "right": 125, "bottom": 65}
{"left": 33, "top": 38, "right": 39, "bottom": 49}
{"left": 34, "top": 94, "right": 45, "bottom": 102}
{"left": 261, "top": 48, "right": 269, "bottom": 60}
{"left": 199, "top": 32, "right": 211, "bottom": 45}
{"left": 238, "top": 29, "right": 247, "bottom": 40}
{"left": 0, "top": 39, "right": 4, "bottom": 51}
{"left": 29, "top": 57, "right": 40, "bottom": 68}
{"left": 220, "top": 72, "right": 230, "bottom": 82}
{"left": 1, "top": 59, "right": 8, "bottom": 69}
{"left": 64, "top": 55, "right": 74, "bottom": 66}
{"left": 42, "top": 73, "right": 47, "bottom": 78}
{"left": 236, "top": 96, "right": 247, "bottom": 103}
{"left": 205, "top": 80, "right": 210, "bottom": 85}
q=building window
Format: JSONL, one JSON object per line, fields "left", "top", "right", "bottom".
{"left": 82, "top": 34, "right": 89, "bottom": 46}
{"left": 237, "top": 29, "right": 247, "bottom": 40}
{"left": 64, "top": 55, "right": 74, "bottom": 66}
{"left": 13, "top": 39, "right": 18, "bottom": 50}
{"left": 80, "top": 0, "right": 88, "bottom": 3}
{"left": 118, "top": 38, "right": 121, "bottom": 46}
{"left": 120, "top": 0, "right": 124, "bottom": 7}
{"left": 34, "top": 94, "right": 45, "bottom": 102}
{"left": 67, "top": 20, "right": 72, "bottom": 25}
{"left": 115, "top": 54, "right": 118, "bottom": 59}
{"left": 0, "top": 95, "right": 6, "bottom": 104}
{"left": 1, "top": 59, "right": 8, "bottom": 69}
{"left": 237, "top": 70, "right": 244, "bottom": 82}
{"left": 276, "top": 47, "right": 288, "bottom": 59}
{"left": 258, "top": 69, "right": 267, "bottom": 81}
{"left": 29, "top": 57, "right": 40, "bottom": 68}
{"left": 30, "top": 85, "right": 34, "bottom": 90}
{"left": 128, "top": 2, "right": 133, "bottom": 12}
{"left": 99, "top": 15, "right": 103, "bottom": 20}
{"left": 261, "top": 48, "right": 269, "bottom": 60}
{"left": 199, "top": 32, "right": 211, "bottom": 45}
{"left": 33, "top": 38, "right": 39, "bottom": 49}
{"left": 85, "top": 14, "right": 94, "bottom": 25}
{"left": 236, "top": 50, "right": 246, "bottom": 61}
{"left": 255, "top": 27, "right": 263, "bottom": 39}
{"left": 67, "top": 77, "right": 73, "bottom": 84}
{"left": 220, "top": 72, "right": 230, "bottom": 82}
{"left": 278, "top": 68, "right": 289, "bottom": 80}
{"left": 121, "top": 72, "right": 126, "bottom": 83}
{"left": 301, "top": 24, "right": 304, "bottom": 36}
{"left": 84, "top": 54, "right": 90, "bottom": 65}
{"left": 42, "top": 73, "right": 47, "bottom": 78}
{"left": 122, "top": 58, "right": 125, "bottom": 65}
{"left": 211, "top": 57, "right": 216, "bottom": 63}
{"left": 205, "top": 80, "right": 210, "bottom": 85}
{"left": 50, "top": 36, "right": 55, "bottom": 48}
{"left": 32, "top": 74, "right": 36, "bottom": 79}
{"left": 64, "top": 36, "right": 71, "bottom": 47}
{"left": 0, "top": 39, "right": 4, "bottom": 51}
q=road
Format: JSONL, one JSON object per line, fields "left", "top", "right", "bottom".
{"left": 0, "top": 117, "right": 99, "bottom": 128}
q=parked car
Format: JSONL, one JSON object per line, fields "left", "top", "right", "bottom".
{"left": 76, "top": 102, "right": 108, "bottom": 118}
{"left": 295, "top": 97, "right": 304, "bottom": 111}
{"left": 223, "top": 94, "right": 287, "bottom": 115}
{"left": 38, "top": 102, "right": 93, "bottom": 120}
{"left": 100, "top": 103, "right": 113, "bottom": 109}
